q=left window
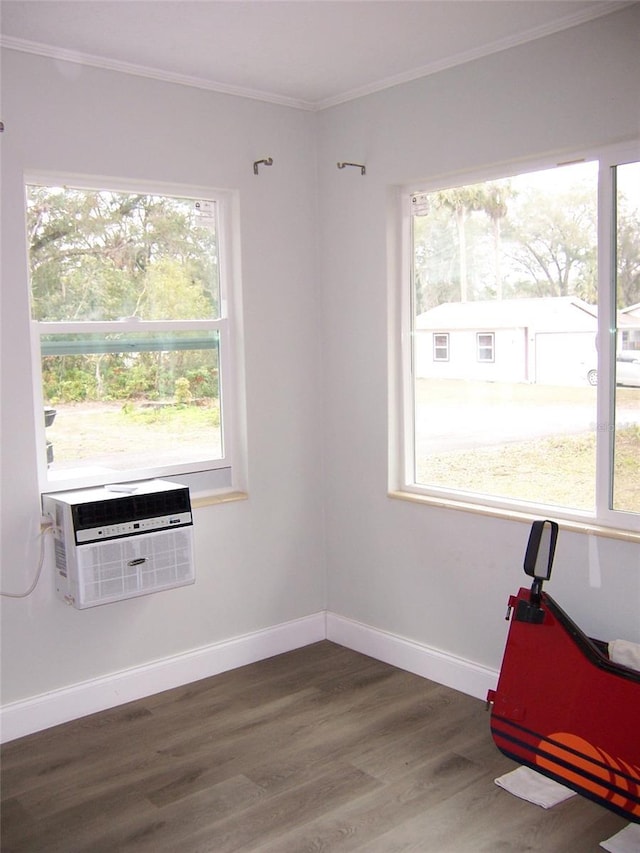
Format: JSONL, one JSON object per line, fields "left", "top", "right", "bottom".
{"left": 26, "top": 178, "right": 243, "bottom": 493}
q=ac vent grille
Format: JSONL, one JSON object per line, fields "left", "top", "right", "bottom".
{"left": 76, "top": 527, "right": 194, "bottom": 606}
{"left": 73, "top": 488, "right": 190, "bottom": 530}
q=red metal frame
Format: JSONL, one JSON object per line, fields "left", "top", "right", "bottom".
{"left": 488, "top": 585, "right": 640, "bottom": 823}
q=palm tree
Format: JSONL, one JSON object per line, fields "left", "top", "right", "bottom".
{"left": 435, "top": 186, "right": 485, "bottom": 302}
{"left": 481, "top": 183, "right": 510, "bottom": 300}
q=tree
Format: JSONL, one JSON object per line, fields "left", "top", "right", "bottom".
{"left": 616, "top": 199, "right": 640, "bottom": 308}
{"left": 27, "top": 185, "right": 221, "bottom": 403}
{"left": 412, "top": 209, "right": 460, "bottom": 313}
{"left": 480, "top": 183, "right": 510, "bottom": 300}
{"left": 413, "top": 180, "right": 514, "bottom": 311}
{"left": 27, "top": 187, "right": 219, "bottom": 321}
{"left": 434, "top": 185, "right": 486, "bottom": 302}
{"left": 503, "top": 185, "right": 597, "bottom": 301}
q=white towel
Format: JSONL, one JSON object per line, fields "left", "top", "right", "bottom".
{"left": 609, "top": 639, "right": 640, "bottom": 672}
{"left": 600, "top": 822, "right": 640, "bottom": 853}
{"left": 494, "top": 766, "right": 576, "bottom": 808}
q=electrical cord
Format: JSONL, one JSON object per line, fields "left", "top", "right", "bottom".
{"left": 0, "top": 523, "right": 59, "bottom": 599}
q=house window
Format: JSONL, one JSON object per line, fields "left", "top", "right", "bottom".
{"left": 399, "top": 146, "right": 640, "bottom": 531}
{"left": 27, "top": 178, "right": 245, "bottom": 494}
{"left": 476, "top": 333, "right": 494, "bottom": 362}
{"left": 433, "top": 333, "right": 450, "bottom": 361}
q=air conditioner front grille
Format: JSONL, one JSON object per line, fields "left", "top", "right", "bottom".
{"left": 76, "top": 527, "right": 194, "bottom": 607}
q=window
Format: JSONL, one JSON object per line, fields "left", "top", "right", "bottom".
{"left": 476, "top": 333, "right": 494, "bottom": 362}
{"left": 433, "top": 333, "right": 450, "bottom": 361}
{"left": 27, "top": 177, "right": 245, "bottom": 494}
{"left": 398, "top": 145, "right": 640, "bottom": 531}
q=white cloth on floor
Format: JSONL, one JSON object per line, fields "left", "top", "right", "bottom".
{"left": 600, "top": 822, "right": 640, "bottom": 853}
{"left": 494, "top": 766, "right": 576, "bottom": 808}
{"left": 609, "top": 639, "right": 640, "bottom": 672}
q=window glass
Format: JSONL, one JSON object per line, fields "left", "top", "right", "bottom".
{"left": 410, "top": 161, "right": 601, "bottom": 511}
{"left": 40, "top": 331, "right": 222, "bottom": 474}
{"left": 28, "top": 188, "right": 220, "bottom": 322}
{"left": 27, "top": 182, "right": 234, "bottom": 490}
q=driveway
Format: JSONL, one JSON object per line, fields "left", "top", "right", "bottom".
{"left": 414, "top": 380, "right": 640, "bottom": 453}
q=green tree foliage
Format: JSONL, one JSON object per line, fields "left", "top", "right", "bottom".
{"left": 27, "top": 185, "right": 221, "bottom": 403}
{"left": 28, "top": 187, "right": 219, "bottom": 321}
{"left": 413, "top": 163, "right": 640, "bottom": 316}
{"left": 141, "top": 257, "right": 213, "bottom": 320}
{"left": 503, "top": 185, "right": 597, "bottom": 301}
{"left": 413, "top": 179, "right": 514, "bottom": 311}
{"left": 434, "top": 184, "right": 487, "bottom": 303}
{"left": 617, "top": 197, "right": 640, "bottom": 309}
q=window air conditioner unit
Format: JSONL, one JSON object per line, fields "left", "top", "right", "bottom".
{"left": 42, "top": 479, "right": 194, "bottom": 609}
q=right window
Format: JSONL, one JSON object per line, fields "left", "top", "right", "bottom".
{"left": 404, "top": 150, "right": 640, "bottom": 529}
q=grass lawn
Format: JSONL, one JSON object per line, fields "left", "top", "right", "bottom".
{"left": 417, "top": 428, "right": 640, "bottom": 512}
{"left": 414, "top": 380, "right": 640, "bottom": 513}
{"left": 46, "top": 401, "right": 222, "bottom": 471}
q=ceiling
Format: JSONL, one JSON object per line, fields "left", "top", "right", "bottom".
{"left": 0, "top": 1, "right": 630, "bottom": 110}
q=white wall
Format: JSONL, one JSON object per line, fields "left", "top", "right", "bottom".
{"left": 317, "top": 5, "right": 640, "bottom": 669}
{"left": 1, "top": 6, "right": 640, "bottom": 733}
{"left": 0, "top": 52, "right": 325, "bottom": 707}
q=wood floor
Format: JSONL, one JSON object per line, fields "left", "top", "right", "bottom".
{"left": 1, "top": 641, "right": 627, "bottom": 852}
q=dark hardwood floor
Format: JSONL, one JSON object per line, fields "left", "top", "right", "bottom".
{"left": 1, "top": 641, "right": 627, "bottom": 851}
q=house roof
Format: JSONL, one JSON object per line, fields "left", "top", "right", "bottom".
{"left": 415, "top": 297, "right": 598, "bottom": 332}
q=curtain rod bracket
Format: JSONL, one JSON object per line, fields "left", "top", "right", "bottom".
{"left": 337, "top": 161, "right": 366, "bottom": 176}
{"left": 253, "top": 157, "right": 273, "bottom": 175}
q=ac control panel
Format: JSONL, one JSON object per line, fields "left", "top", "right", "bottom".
{"left": 75, "top": 511, "right": 192, "bottom": 544}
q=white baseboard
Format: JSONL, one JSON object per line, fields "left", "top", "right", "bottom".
{"left": 1, "top": 610, "right": 499, "bottom": 743}
{"left": 0, "top": 612, "right": 326, "bottom": 743}
{"left": 326, "top": 612, "right": 499, "bottom": 701}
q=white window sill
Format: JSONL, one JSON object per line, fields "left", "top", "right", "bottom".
{"left": 388, "top": 490, "right": 640, "bottom": 544}
{"left": 191, "top": 490, "right": 248, "bottom": 509}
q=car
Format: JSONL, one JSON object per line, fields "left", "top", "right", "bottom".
{"left": 587, "top": 352, "right": 640, "bottom": 387}
{"left": 617, "top": 351, "right": 640, "bottom": 387}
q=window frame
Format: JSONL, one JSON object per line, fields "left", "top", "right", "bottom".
{"left": 393, "top": 140, "right": 640, "bottom": 534}
{"left": 27, "top": 172, "right": 247, "bottom": 498}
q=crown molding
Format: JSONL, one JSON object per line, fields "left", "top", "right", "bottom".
{"left": 0, "top": 2, "right": 632, "bottom": 113}
{"left": 315, "top": 1, "right": 634, "bottom": 110}
{"left": 0, "top": 35, "right": 317, "bottom": 112}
